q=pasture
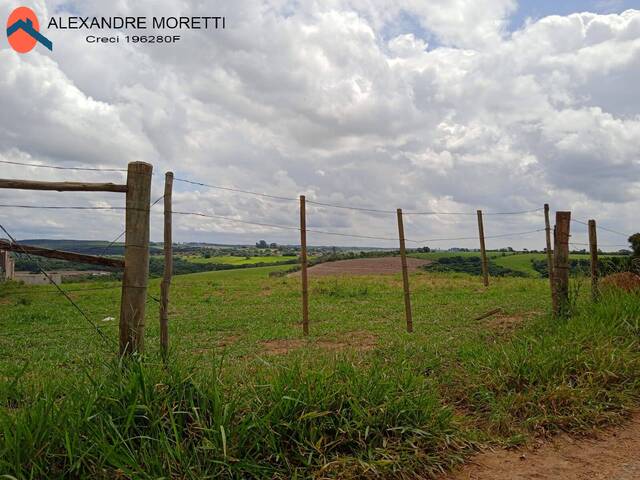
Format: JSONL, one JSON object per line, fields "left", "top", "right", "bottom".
{"left": 1, "top": 264, "right": 639, "bottom": 478}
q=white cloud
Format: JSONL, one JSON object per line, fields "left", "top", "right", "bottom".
{"left": 0, "top": 0, "right": 638, "bottom": 249}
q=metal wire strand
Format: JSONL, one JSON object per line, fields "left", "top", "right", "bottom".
{"left": 0, "top": 223, "right": 114, "bottom": 347}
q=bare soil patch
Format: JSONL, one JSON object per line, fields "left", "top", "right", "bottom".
{"left": 260, "top": 338, "right": 306, "bottom": 355}
{"left": 445, "top": 413, "right": 640, "bottom": 480}
{"left": 289, "top": 257, "right": 431, "bottom": 278}
{"left": 487, "top": 314, "right": 525, "bottom": 335}
{"left": 260, "top": 331, "right": 378, "bottom": 355}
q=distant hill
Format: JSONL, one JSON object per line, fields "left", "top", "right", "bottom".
{"left": 18, "top": 239, "right": 163, "bottom": 256}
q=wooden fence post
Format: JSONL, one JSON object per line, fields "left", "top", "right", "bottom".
{"left": 1, "top": 251, "right": 14, "bottom": 281}
{"left": 160, "top": 172, "right": 173, "bottom": 359}
{"left": 477, "top": 210, "right": 489, "bottom": 287}
{"left": 553, "top": 211, "right": 571, "bottom": 317}
{"left": 397, "top": 209, "right": 413, "bottom": 333}
{"left": 544, "top": 204, "right": 556, "bottom": 311}
{"left": 119, "top": 161, "right": 153, "bottom": 356}
{"left": 300, "top": 195, "right": 309, "bottom": 336}
{"left": 0, "top": 251, "right": 6, "bottom": 281}
{"left": 589, "top": 219, "right": 599, "bottom": 302}
{"left": 7, "top": 253, "right": 13, "bottom": 280}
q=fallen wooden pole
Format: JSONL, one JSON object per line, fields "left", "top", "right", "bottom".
{"left": 0, "top": 240, "right": 124, "bottom": 269}
{"left": 160, "top": 172, "right": 173, "bottom": 360}
{"left": 300, "top": 195, "right": 309, "bottom": 336}
{"left": 473, "top": 308, "right": 502, "bottom": 322}
{"left": 397, "top": 208, "right": 413, "bottom": 333}
{"left": 0, "top": 179, "right": 127, "bottom": 193}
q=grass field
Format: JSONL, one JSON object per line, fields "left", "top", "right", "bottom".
{"left": 1, "top": 266, "right": 639, "bottom": 478}
{"left": 180, "top": 255, "right": 298, "bottom": 265}
{"left": 411, "top": 251, "right": 620, "bottom": 277}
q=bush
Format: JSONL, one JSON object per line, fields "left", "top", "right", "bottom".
{"left": 424, "top": 256, "right": 527, "bottom": 277}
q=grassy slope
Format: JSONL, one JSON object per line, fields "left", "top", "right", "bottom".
{"left": 1, "top": 267, "right": 639, "bottom": 478}
{"left": 412, "top": 251, "right": 616, "bottom": 277}
{"left": 181, "top": 255, "right": 298, "bottom": 265}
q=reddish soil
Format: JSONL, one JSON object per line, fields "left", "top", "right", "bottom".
{"left": 445, "top": 414, "right": 640, "bottom": 480}
{"left": 289, "top": 257, "right": 431, "bottom": 277}
{"left": 260, "top": 331, "right": 378, "bottom": 354}
{"left": 486, "top": 314, "right": 524, "bottom": 335}
{"left": 600, "top": 272, "right": 640, "bottom": 293}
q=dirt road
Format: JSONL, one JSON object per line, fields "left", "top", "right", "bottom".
{"left": 446, "top": 414, "right": 640, "bottom": 480}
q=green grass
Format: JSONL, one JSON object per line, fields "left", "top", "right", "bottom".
{"left": 413, "top": 251, "right": 623, "bottom": 278}
{"left": 1, "top": 267, "right": 639, "bottom": 478}
{"left": 410, "top": 251, "right": 484, "bottom": 261}
{"left": 491, "top": 253, "right": 547, "bottom": 276}
{"left": 181, "top": 255, "right": 298, "bottom": 265}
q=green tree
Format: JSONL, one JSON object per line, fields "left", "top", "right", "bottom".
{"left": 629, "top": 233, "right": 640, "bottom": 257}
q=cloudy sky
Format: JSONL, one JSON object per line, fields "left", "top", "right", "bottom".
{"left": 1, "top": 0, "right": 639, "bottom": 250}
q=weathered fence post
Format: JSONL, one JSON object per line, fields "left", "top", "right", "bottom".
{"left": 589, "top": 219, "right": 599, "bottom": 302}
{"left": 544, "top": 204, "right": 556, "bottom": 311}
{"left": 553, "top": 211, "right": 571, "bottom": 317}
{"left": 477, "top": 210, "right": 489, "bottom": 287}
{"left": 0, "top": 251, "right": 7, "bottom": 281}
{"left": 160, "top": 172, "right": 173, "bottom": 359}
{"left": 119, "top": 161, "right": 153, "bottom": 356}
{"left": 396, "top": 209, "right": 413, "bottom": 333}
{"left": 300, "top": 195, "right": 309, "bottom": 336}
{"left": 2, "top": 251, "right": 14, "bottom": 280}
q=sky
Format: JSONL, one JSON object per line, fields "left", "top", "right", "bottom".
{"left": 0, "top": 0, "right": 639, "bottom": 251}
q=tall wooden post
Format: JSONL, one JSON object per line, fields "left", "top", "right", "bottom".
{"left": 588, "top": 219, "right": 599, "bottom": 302}
{"left": 0, "top": 251, "right": 7, "bottom": 281}
{"left": 477, "top": 210, "right": 489, "bottom": 287}
{"left": 553, "top": 212, "right": 571, "bottom": 317}
{"left": 0, "top": 251, "right": 14, "bottom": 281}
{"left": 160, "top": 172, "right": 173, "bottom": 359}
{"left": 6, "top": 252, "right": 14, "bottom": 280}
{"left": 544, "top": 204, "right": 556, "bottom": 311}
{"left": 397, "top": 209, "right": 413, "bottom": 333}
{"left": 300, "top": 195, "right": 309, "bottom": 336}
{"left": 119, "top": 162, "right": 153, "bottom": 356}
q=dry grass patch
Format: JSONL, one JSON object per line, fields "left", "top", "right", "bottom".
{"left": 260, "top": 331, "right": 378, "bottom": 355}
{"left": 600, "top": 272, "right": 640, "bottom": 293}
{"left": 487, "top": 314, "right": 524, "bottom": 335}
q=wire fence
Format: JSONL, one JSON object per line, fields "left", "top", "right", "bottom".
{"left": 0, "top": 158, "right": 636, "bottom": 348}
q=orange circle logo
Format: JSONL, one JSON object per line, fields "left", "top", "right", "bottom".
{"left": 7, "top": 6, "right": 41, "bottom": 53}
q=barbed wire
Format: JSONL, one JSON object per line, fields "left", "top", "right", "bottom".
{"left": 174, "top": 176, "right": 543, "bottom": 216}
{"left": 174, "top": 177, "right": 298, "bottom": 202}
{"left": 569, "top": 242, "right": 629, "bottom": 248}
{"left": 0, "top": 159, "right": 127, "bottom": 172}
{"left": 0, "top": 159, "right": 632, "bottom": 248}
{"left": 0, "top": 204, "right": 127, "bottom": 211}
{"left": 0, "top": 223, "right": 114, "bottom": 347}
{"left": 169, "top": 209, "right": 409, "bottom": 242}
{"left": 0, "top": 323, "right": 119, "bottom": 339}
{"left": 571, "top": 218, "right": 632, "bottom": 239}
{"left": 416, "top": 228, "right": 546, "bottom": 244}
{"left": 97, "top": 194, "right": 165, "bottom": 256}
{"left": 0, "top": 285, "right": 122, "bottom": 296}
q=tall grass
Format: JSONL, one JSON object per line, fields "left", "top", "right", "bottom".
{"left": 1, "top": 291, "right": 639, "bottom": 478}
